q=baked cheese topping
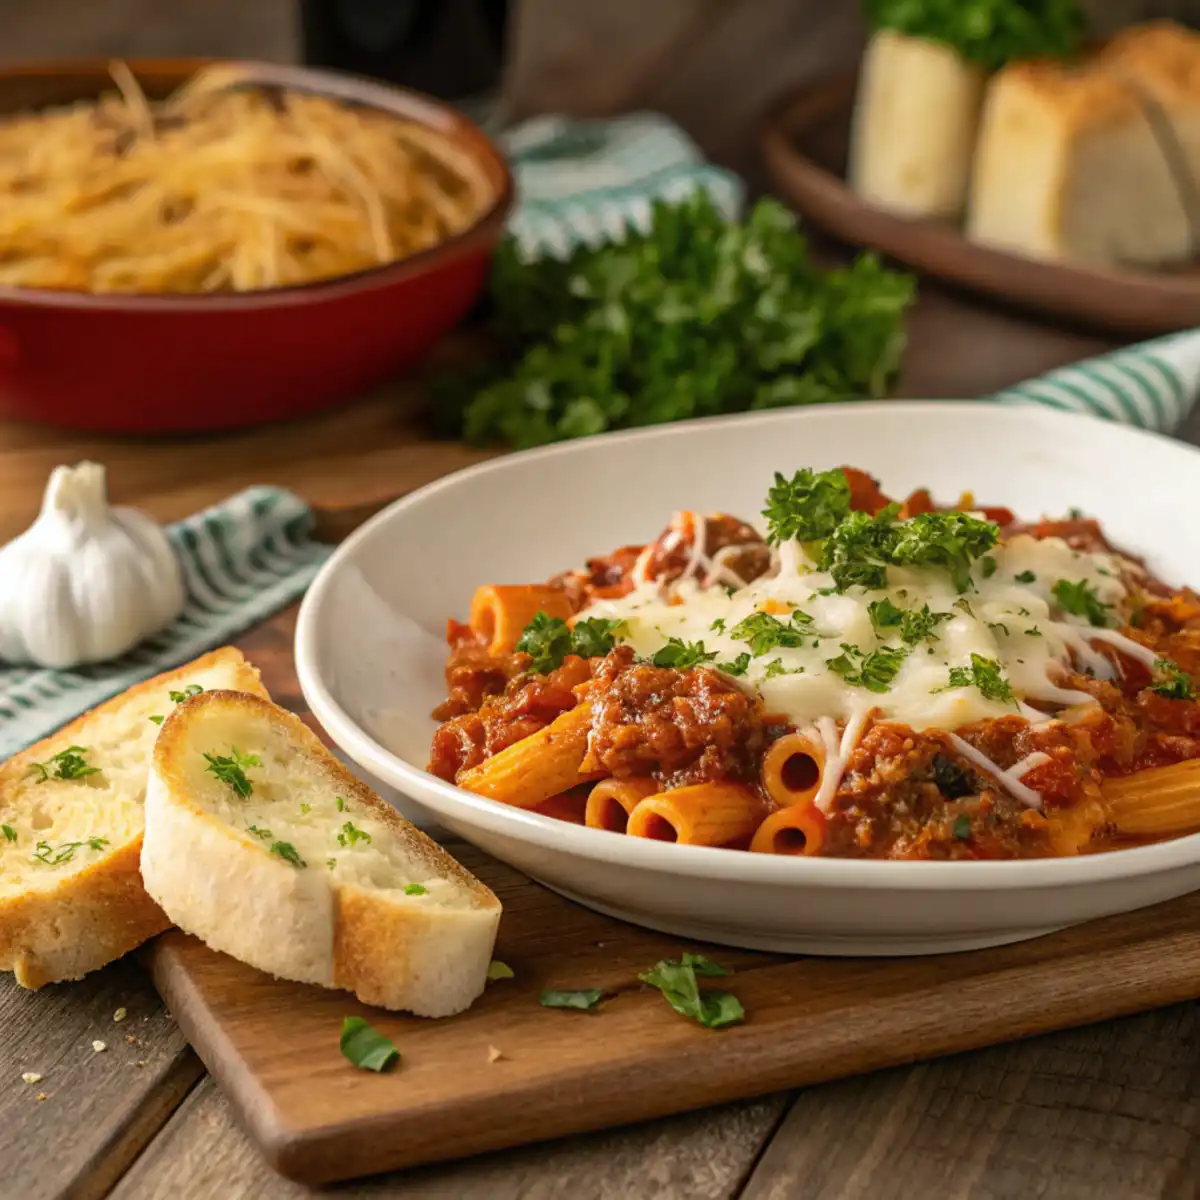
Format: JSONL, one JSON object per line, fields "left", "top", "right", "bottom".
{"left": 579, "top": 531, "right": 1134, "bottom": 734}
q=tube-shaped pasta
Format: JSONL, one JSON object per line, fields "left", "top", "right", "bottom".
{"left": 626, "top": 782, "right": 764, "bottom": 848}
{"left": 750, "top": 804, "right": 828, "bottom": 855}
{"left": 457, "top": 702, "right": 601, "bottom": 809}
{"left": 1102, "top": 759, "right": 1200, "bottom": 838}
{"left": 533, "top": 789, "right": 590, "bottom": 825}
{"left": 761, "top": 730, "right": 825, "bottom": 810}
{"left": 585, "top": 778, "right": 659, "bottom": 834}
{"left": 468, "top": 585, "right": 574, "bottom": 655}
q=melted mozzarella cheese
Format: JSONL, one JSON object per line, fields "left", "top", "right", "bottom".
{"left": 580, "top": 533, "right": 1130, "bottom": 737}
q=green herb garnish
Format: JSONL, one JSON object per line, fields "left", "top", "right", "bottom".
{"left": 867, "top": 598, "right": 905, "bottom": 631}
{"left": 888, "top": 511, "right": 999, "bottom": 593}
{"left": 169, "top": 685, "right": 204, "bottom": 703}
{"left": 651, "top": 638, "right": 718, "bottom": 669}
{"left": 825, "top": 643, "right": 908, "bottom": 693}
{"left": 1149, "top": 659, "right": 1196, "bottom": 701}
{"left": 340, "top": 1016, "right": 399, "bottom": 1072}
{"left": 404, "top": 883, "right": 428, "bottom": 896}
{"left": 203, "top": 748, "right": 261, "bottom": 798}
{"left": 436, "top": 195, "right": 914, "bottom": 450}
{"left": 32, "top": 837, "right": 108, "bottom": 866}
{"left": 762, "top": 468, "right": 851, "bottom": 545}
{"left": 1015, "top": 570, "right": 1037, "bottom": 584}
{"left": 639, "top": 953, "right": 745, "bottom": 1029}
{"left": 952, "top": 815, "right": 972, "bottom": 840}
{"left": 516, "top": 612, "right": 625, "bottom": 673}
{"left": 28, "top": 746, "right": 100, "bottom": 783}
{"left": 941, "top": 654, "right": 1015, "bottom": 704}
{"left": 1, "top": 824, "right": 15, "bottom": 843}
{"left": 540, "top": 989, "right": 604, "bottom": 1010}
{"left": 821, "top": 507, "right": 899, "bottom": 592}
{"left": 247, "top": 825, "right": 273, "bottom": 840}
{"left": 729, "top": 609, "right": 814, "bottom": 656}
{"left": 1052, "top": 579, "right": 1113, "bottom": 628}
{"left": 337, "top": 821, "right": 372, "bottom": 848}
{"left": 270, "top": 841, "right": 306, "bottom": 869}
{"left": 487, "top": 960, "right": 514, "bottom": 981}
{"left": 148, "top": 715, "right": 165, "bottom": 726}
{"left": 869, "top": 599, "right": 949, "bottom": 645}
{"left": 863, "top": 0, "right": 1084, "bottom": 71}
{"left": 719, "top": 652, "right": 753, "bottom": 677}
{"left": 336, "top": 797, "right": 345, "bottom": 812}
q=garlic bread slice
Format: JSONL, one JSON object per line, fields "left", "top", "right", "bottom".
{"left": 0, "top": 647, "right": 268, "bottom": 988}
{"left": 142, "top": 690, "right": 501, "bottom": 1017}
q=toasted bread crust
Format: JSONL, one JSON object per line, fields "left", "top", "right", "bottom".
{"left": 146, "top": 689, "right": 501, "bottom": 1016}
{"left": 0, "top": 647, "right": 268, "bottom": 988}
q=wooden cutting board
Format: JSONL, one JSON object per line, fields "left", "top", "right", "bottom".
{"left": 142, "top": 605, "right": 1200, "bottom": 1186}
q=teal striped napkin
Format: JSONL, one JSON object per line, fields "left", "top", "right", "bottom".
{"left": 1, "top": 113, "right": 1199, "bottom": 755}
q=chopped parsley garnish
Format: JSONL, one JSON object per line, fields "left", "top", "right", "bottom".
{"left": 247, "top": 825, "right": 273, "bottom": 840}
{"left": 651, "top": 638, "right": 717, "bottom": 669}
{"left": 941, "top": 654, "right": 1015, "bottom": 704}
{"left": 270, "top": 841, "right": 306, "bottom": 868}
{"left": 32, "top": 837, "right": 108, "bottom": 866}
{"left": 729, "top": 609, "right": 814, "bottom": 656}
{"left": 1, "top": 824, "right": 15, "bottom": 843}
{"left": 404, "top": 883, "right": 428, "bottom": 896}
{"left": 952, "top": 815, "right": 972, "bottom": 840}
{"left": 981, "top": 556, "right": 998, "bottom": 578}
{"left": 340, "top": 1016, "right": 398, "bottom": 1072}
{"left": 825, "top": 643, "right": 908, "bottom": 693}
{"left": 888, "top": 511, "right": 999, "bottom": 593}
{"left": 336, "top": 797, "right": 345, "bottom": 812}
{"left": 203, "top": 748, "right": 261, "bottom": 798}
{"left": 516, "top": 612, "right": 624, "bottom": 673}
{"left": 169, "top": 685, "right": 204, "bottom": 703}
{"left": 148, "top": 715, "right": 165, "bottom": 726}
{"left": 540, "top": 989, "right": 604, "bottom": 1010}
{"left": 1052, "top": 579, "right": 1113, "bottom": 627}
{"left": 639, "top": 953, "right": 745, "bottom": 1029}
{"left": 988, "top": 621, "right": 1010, "bottom": 638}
{"left": 719, "top": 652, "right": 752, "bottom": 677}
{"left": 821, "top": 507, "right": 899, "bottom": 592}
{"left": 300, "top": 803, "right": 311, "bottom": 815}
{"left": 870, "top": 598, "right": 950, "bottom": 645}
{"left": 762, "top": 468, "right": 851, "bottom": 545}
{"left": 1149, "top": 659, "right": 1196, "bottom": 701}
{"left": 763, "top": 658, "right": 803, "bottom": 679}
{"left": 486, "top": 960, "right": 514, "bottom": 981}
{"left": 337, "top": 821, "right": 372, "bottom": 848}
{"left": 954, "top": 598, "right": 975, "bottom": 618}
{"left": 28, "top": 746, "right": 100, "bottom": 783}
{"left": 1024, "top": 627, "right": 1042, "bottom": 637}
{"left": 710, "top": 618, "right": 726, "bottom": 633}
{"left": 1014, "top": 570, "right": 1037, "bottom": 584}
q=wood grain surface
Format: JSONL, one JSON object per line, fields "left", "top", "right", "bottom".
{"left": 146, "top": 834, "right": 1200, "bottom": 1185}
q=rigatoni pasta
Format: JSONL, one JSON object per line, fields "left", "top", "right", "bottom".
{"left": 428, "top": 465, "right": 1200, "bottom": 860}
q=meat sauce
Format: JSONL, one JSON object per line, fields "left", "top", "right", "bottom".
{"left": 429, "top": 467, "right": 1200, "bottom": 859}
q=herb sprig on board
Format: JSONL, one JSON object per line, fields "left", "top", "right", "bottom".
{"left": 434, "top": 194, "right": 914, "bottom": 449}
{"left": 862, "top": 0, "right": 1084, "bottom": 71}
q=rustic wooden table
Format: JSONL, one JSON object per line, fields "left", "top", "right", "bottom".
{"left": 3, "top": 2, "right": 1200, "bottom": 1197}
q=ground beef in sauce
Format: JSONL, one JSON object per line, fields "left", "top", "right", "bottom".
{"left": 428, "top": 656, "right": 593, "bottom": 781}
{"left": 581, "top": 646, "right": 766, "bottom": 787}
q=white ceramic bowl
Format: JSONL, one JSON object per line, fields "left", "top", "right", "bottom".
{"left": 295, "top": 403, "right": 1200, "bottom": 955}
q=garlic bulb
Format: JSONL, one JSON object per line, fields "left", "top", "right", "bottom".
{"left": 0, "top": 462, "right": 185, "bottom": 669}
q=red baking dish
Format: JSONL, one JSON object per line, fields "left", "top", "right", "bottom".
{"left": 0, "top": 58, "right": 515, "bottom": 434}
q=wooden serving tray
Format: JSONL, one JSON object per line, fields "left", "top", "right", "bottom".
{"left": 140, "top": 604, "right": 1200, "bottom": 1186}
{"left": 759, "top": 71, "right": 1200, "bottom": 335}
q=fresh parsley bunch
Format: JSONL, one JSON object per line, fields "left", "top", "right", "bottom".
{"left": 862, "top": 0, "right": 1084, "bottom": 71}
{"left": 434, "top": 193, "right": 915, "bottom": 449}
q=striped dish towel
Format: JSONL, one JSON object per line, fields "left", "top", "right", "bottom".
{"left": 2, "top": 112, "right": 1200, "bottom": 753}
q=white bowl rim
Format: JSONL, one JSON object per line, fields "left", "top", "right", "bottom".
{"left": 295, "top": 401, "right": 1200, "bottom": 893}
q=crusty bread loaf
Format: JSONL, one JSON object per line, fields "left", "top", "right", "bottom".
{"left": 141, "top": 690, "right": 501, "bottom": 1017}
{"left": 849, "top": 29, "right": 988, "bottom": 220}
{"left": 966, "top": 54, "right": 1194, "bottom": 267}
{"left": 0, "top": 647, "right": 268, "bottom": 988}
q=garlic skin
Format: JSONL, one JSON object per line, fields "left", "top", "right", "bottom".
{"left": 0, "top": 462, "right": 185, "bottom": 669}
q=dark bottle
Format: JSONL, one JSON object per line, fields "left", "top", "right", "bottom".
{"left": 299, "top": 0, "right": 510, "bottom": 101}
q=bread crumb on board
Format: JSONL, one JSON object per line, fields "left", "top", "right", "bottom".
{"left": 488, "top": 1045, "right": 505, "bottom": 1063}
{"left": 92, "top": 1040, "right": 107, "bottom": 1053}
{"left": 21, "top": 1071, "right": 42, "bottom": 1085}
{"left": 113, "top": 1007, "right": 128, "bottom": 1023}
